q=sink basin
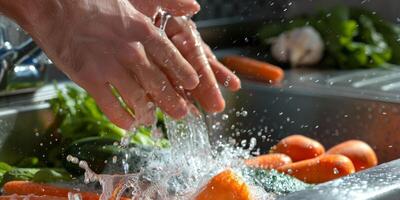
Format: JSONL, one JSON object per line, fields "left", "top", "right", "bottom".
{"left": 209, "top": 69, "right": 400, "bottom": 164}
{"left": 0, "top": 69, "right": 400, "bottom": 199}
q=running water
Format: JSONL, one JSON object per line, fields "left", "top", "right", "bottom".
{"left": 67, "top": 10, "right": 273, "bottom": 200}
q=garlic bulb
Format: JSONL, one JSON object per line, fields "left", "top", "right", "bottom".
{"left": 270, "top": 26, "right": 324, "bottom": 67}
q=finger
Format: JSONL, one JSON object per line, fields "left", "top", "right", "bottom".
{"left": 110, "top": 68, "right": 156, "bottom": 126}
{"left": 202, "top": 42, "right": 241, "bottom": 91}
{"left": 66, "top": 56, "right": 136, "bottom": 129}
{"left": 142, "top": 27, "right": 199, "bottom": 90}
{"left": 116, "top": 41, "right": 189, "bottom": 119}
{"left": 160, "top": 0, "right": 200, "bottom": 16}
{"left": 86, "top": 82, "right": 135, "bottom": 130}
{"left": 163, "top": 18, "right": 241, "bottom": 91}
{"left": 191, "top": 71, "right": 226, "bottom": 113}
{"left": 129, "top": 0, "right": 200, "bottom": 17}
{"left": 166, "top": 17, "right": 225, "bottom": 113}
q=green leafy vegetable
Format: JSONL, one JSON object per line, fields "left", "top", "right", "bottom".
{"left": 258, "top": 6, "right": 400, "bottom": 69}
{"left": 0, "top": 162, "right": 14, "bottom": 184}
{"left": 1, "top": 168, "right": 40, "bottom": 185}
{"left": 49, "top": 85, "right": 168, "bottom": 146}
{"left": 0, "top": 167, "right": 72, "bottom": 186}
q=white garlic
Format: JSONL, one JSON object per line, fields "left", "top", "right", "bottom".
{"left": 270, "top": 26, "right": 324, "bottom": 67}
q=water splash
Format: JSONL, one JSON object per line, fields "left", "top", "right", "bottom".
{"left": 67, "top": 110, "right": 272, "bottom": 200}
{"left": 66, "top": 12, "right": 274, "bottom": 200}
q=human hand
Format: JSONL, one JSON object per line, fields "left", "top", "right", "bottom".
{"left": 13, "top": 0, "right": 204, "bottom": 129}
{"left": 130, "top": 0, "right": 241, "bottom": 113}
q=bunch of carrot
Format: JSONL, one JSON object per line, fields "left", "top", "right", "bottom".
{"left": 195, "top": 135, "right": 378, "bottom": 200}
{"left": 0, "top": 135, "right": 377, "bottom": 200}
{"left": 246, "top": 134, "right": 378, "bottom": 184}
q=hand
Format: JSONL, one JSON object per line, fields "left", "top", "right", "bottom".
{"left": 163, "top": 17, "right": 241, "bottom": 112}
{"left": 130, "top": 1, "right": 241, "bottom": 113}
{"left": 8, "top": 0, "right": 203, "bottom": 129}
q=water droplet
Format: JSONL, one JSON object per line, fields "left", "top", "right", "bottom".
{"left": 235, "top": 111, "right": 241, "bottom": 117}
{"left": 249, "top": 137, "right": 257, "bottom": 150}
{"left": 224, "top": 76, "right": 231, "bottom": 87}
{"left": 147, "top": 102, "right": 155, "bottom": 109}
{"left": 333, "top": 168, "right": 339, "bottom": 175}
{"left": 240, "top": 139, "right": 247, "bottom": 147}
{"left": 222, "top": 114, "right": 229, "bottom": 120}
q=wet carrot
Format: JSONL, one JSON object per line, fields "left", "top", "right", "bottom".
{"left": 327, "top": 140, "right": 378, "bottom": 171}
{"left": 222, "top": 55, "right": 284, "bottom": 83}
{"left": 0, "top": 195, "right": 67, "bottom": 200}
{"left": 245, "top": 153, "right": 292, "bottom": 170}
{"left": 277, "top": 154, "right": 355, "bottom": 184}
{"left": 196, "top": 169, "right": 251, "bottom": 200}
{"left": 3, "top": 181, "right": 130, "bottom": 200}
{"left": 3, "top": 181, "right": 99, "bottom": 200}
{"left": 271, "top": 135, "right": 325, "bottom": 162}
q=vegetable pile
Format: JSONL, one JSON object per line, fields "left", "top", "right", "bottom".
{"left": 0, "top": 86, "right": 313, "bottom": 199}
{"left": 0, "top": 85, "right": 170, "bottom": 186}
{"left": 245, "top": 134, "right": 378, "bottom": 184}
{"left": 259, "top": 6, "right": 400, "bottom": 69}
{"left": 0, "top": 86, "right": 380, "bottom": 199}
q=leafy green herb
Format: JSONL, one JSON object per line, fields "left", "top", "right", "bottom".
{"left": 0, "top": 167, "right": 72, "bottom": 186}
{"left": 0, "top": 162, "right": 13, "bottom": 184}
{"left": 49, "top": 85, "right": 169, "bottom": 146}
{"left": 1, "top": 168, "right": 40, "bottom": 185}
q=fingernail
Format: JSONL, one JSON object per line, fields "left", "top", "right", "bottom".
{"left": 185, "top": 74, "right": 200, "bottom": 90}
{"left": 173, "top": 101, "right": 189, "bottom": 119}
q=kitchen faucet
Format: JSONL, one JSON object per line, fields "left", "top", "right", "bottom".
{"left": 0, "top": 21, "right": 49, "bottom": 95}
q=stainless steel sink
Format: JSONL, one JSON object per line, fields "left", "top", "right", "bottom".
{"left": 1, "top": 68, "right": 400, "bottom": 199}
{"left": 204, "top": 68, "right": 400, "bottom": 199}
{"left": 209, "top": 69, "right": 400, "bottom": 164}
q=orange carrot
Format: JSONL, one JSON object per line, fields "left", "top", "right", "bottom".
{"left": 222, "top": 55, "right": 284, "bottom": 83}
{"left": 3, "top": 181, "right": 130, "bottom": 200}
{"left": 277, "top": 154, "right": 355, "bottom": 184}
{"left": 0, "top": 195, "right": 67, "bottom": 200}
{"left": 196, "top": 169, "right": 251, "bottom": 200}
{"left": 327, "top": 140, "right": 378, "bottom": 171}
{"left": 3, "top": 181, "right": 99, "bottom": 200}
{"left": 245, "top": 153, "right": 292, "bottom": 170}
{"left": 271, "top": 135, "right": 325, "bottom": 162}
